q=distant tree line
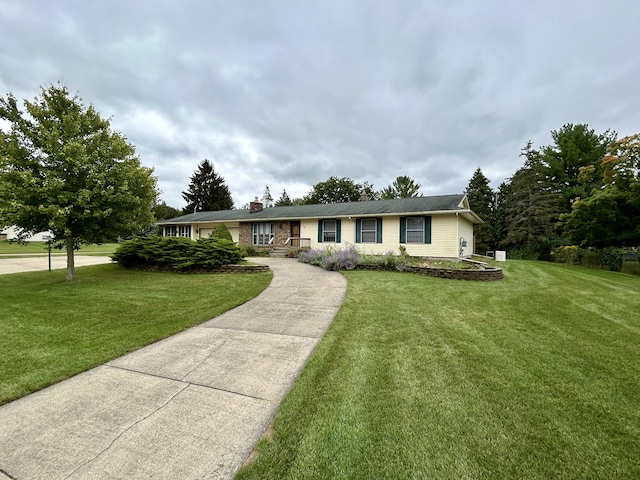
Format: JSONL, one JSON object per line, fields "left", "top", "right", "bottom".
{"left": 464, "top": 124, "right": 640, "bottom": 258}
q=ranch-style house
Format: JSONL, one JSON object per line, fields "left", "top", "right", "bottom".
{"left": 157, "top": 194, "right": 483, "bottom": 258}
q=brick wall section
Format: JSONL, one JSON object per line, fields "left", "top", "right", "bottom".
{"left": 239, "top": 223, "right": 251, "bottom": 245}
{"left": 238, "top": 221, "right": 291, "bottom": 247}
{"left": 273, "top": 222, "right": 291, "bottom": 247}
{"left": 356, "top": 264, "right": 504, "bottom": 281}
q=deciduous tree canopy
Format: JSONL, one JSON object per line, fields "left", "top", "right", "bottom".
{"left": 0, "top": 84, "right": 157, "bottom": 280}
{"left": 303, "top": 176, "right": 377, "bottom": 204}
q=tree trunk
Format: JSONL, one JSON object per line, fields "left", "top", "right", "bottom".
{"left": 66, "top": 235, "right": 75, "bottom": 281}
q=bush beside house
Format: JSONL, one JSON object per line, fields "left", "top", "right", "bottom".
{"left": 112, "top": 236, "right": 244, "bottom": 271}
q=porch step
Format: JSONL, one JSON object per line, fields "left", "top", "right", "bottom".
{"left": 269, "top": 247, "right": 289, "bottom": 257}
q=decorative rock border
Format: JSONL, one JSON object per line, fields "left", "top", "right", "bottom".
{"left": 116, "top": 263, "right": 270, "bottom": 274}
{"left": 215, "top": 264, "right": 270, "bottom": 273}
{"left": 355, "top": 263, "right": 504, "bottom": 281}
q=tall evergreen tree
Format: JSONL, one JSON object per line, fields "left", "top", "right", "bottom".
{"left": 275, "top": 189, "right": 293, "bottom": 206}
{"left": 182, "top": 160, "right": 233, "bottom": 214}
{"left": 503, "top": 146, "right": 559, "bottom": 256}
{"left": 491, "top": 181, "right": 510, "bottom": 250}
{"left": 465, "top": 168, "right": 493, "bottom": 253}
{"left": 380, "top": 175, "right": 421, "bottom": 199}
{"left": 540, "top": 123, "right": 616, "bottom": 214}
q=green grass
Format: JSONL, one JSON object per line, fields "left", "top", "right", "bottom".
{"left": 238, "top": 261, "right": 640, "bottom": 479}
{"left": 0, "top": 264, "right": 271, "bottom": 405}
{"left": 0, "top": 241, "right": 118, "bottom": 256}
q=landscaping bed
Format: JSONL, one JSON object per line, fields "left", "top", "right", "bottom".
{"left": 298, "top": 246, "right": 504, "bottom": 281}
{"left": 356, "top": 262, "right": 504, "bottom": 281}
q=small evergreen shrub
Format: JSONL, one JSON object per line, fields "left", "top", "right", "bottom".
{"left": 211, "top": 223, "right": 233, "bottom": 241}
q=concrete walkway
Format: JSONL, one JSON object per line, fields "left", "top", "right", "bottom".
{"left": 0, "top": 258, "right": 347, "bottom": 479}
{"left": 0, "top": 255, "right": 113, "bottom": 274}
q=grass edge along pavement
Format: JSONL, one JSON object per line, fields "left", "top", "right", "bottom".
{"left": 0, "top": 241, "right": 118, "bottom": 257}
{"left": 0, "top": 263, "right": 272, "bottom": 405}
{"left": 237, "top": 260, "right": 640, "bottom": 480}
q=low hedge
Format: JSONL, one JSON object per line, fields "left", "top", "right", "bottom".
{"left": 112, "top": 236, "right": 244, "bottom": 271}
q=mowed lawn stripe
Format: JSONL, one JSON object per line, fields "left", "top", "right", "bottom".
{"left": 0, "top": 264, "right": 272, "bottom": 405}
{"left": 238, "top": 260, "right": 640, "bottom": 479}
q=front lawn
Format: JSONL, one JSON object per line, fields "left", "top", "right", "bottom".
{"left": 0, "top": 264, "right": 271, "bottom": 405}
{"left": 238, "top": 260, "right": 640, "bottom": 479}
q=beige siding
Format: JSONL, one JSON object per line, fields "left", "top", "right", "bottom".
{"left": 182, "top": 215, "right": 469, "bottom": 258}
{"left": 304, "top": 214, "right": 463, "bottom": 258}
{"left": 458, "top": 217, "right": 475, "bottom": 257}
{"left": 193, "top": 222, "right": 240, "bottom": 243}
{"left": 199, "top": 228, "right": 214, "bottom": 238}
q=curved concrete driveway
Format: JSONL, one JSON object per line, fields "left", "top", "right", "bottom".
{"left": 0, "top": 258, "right": 346, "bottom": 480}
{"left": 0, "top": 255, "right": 113, "bottom": 274}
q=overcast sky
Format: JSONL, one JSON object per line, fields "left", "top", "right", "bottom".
{"left": 1, "top": 0, "right": 639, "bottom": 209}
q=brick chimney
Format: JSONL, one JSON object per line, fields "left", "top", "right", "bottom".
{"left": 249, "top": 197, "right": 264, "bottom": 213}
{"left": 359, "top": 191, "right": 369, "bottom": 202}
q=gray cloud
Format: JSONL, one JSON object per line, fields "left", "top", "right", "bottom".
{"left": 1, "top": 0, "right": 639, "bottom": 208}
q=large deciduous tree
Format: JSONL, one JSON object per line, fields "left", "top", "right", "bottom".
{"left": 380, "top": 175, "right": 421, "bottom": 199}
{"left": 0, "top": 84, "right": 157, "bottom": 281}
{"left": 152, "top": 201, "right": 181, "bottom": 221}
{"left": 561, "top": 133, "right": 640, "bottom": 247}
{"left": 182, "top": 159, "right": 233, "bottom": 213}
{"left": 304, "top": 176, "right": 376, "bottom": 204}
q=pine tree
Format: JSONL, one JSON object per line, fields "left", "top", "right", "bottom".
{"left": 503, "top": 146, "right": 560, "bottom": 256}
{"left": 465, "top": 168, "right": 493, "bottom": 253}
{"left": 380, "top": 176, "right": 421, "bottom": 199}
{"left": 275, "top": 189, "right": 293, "bottom": 206}
{"left": 182, "top": 160, "right": 233, "bottom": 214}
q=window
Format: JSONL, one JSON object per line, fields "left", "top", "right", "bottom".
{"left": 165, "top": 225, "right": 191, "bottom": 237}
{"left": 406, "top": 217, "right": 424, "bottom": 243}
{"left": 253, "top": 222, "right": 274, "bottom": 246}
{"left": 400, "top": 216, "right": 432, "bottom": 244}
{"left": 361, "top": 219, "right": 376, "bottom": 243}
{"left": 317, "top": 219, "right": 341, "bottom": 243}
{"left": 323, "top": 220, "right": 337, "bottom": 242}
{"left": 356, "top": 218, "right": 382, "bottom": 243}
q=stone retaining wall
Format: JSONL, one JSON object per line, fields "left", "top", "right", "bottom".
{"left": 355, "top": 264, "right": 504, "bottom": 281}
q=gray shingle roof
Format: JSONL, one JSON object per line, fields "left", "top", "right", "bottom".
{"left": 159, "top": 194, "right": 482, "bottom": 224}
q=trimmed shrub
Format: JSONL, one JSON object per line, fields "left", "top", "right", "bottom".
{"left": 211, "top": 223, "right": 233, "bottom": 241}
{"left": 112, "top": 235, "right": 244, "bottom": 271}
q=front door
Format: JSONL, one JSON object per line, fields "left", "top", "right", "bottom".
{"left": 291, "top": 221, "right": 301, "bottom": 247}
